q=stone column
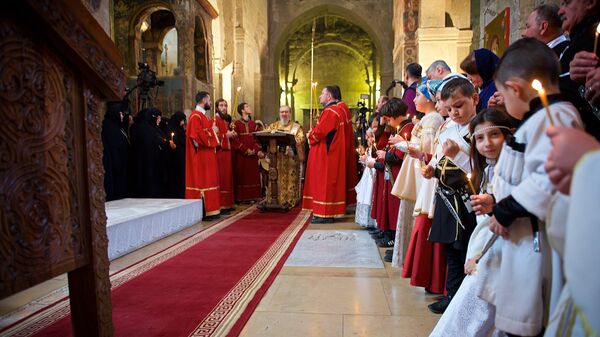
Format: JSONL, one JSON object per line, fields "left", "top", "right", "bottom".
{"left": 416, "top": 0, "right": 473, "bottom": 73}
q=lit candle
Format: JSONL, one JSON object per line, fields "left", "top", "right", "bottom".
{"left": 404, "top": 132, "right": 408, "bottom": 141}
{"left": 531, "top": 79, "right": 555, "bottom": 126}
{"left": 358, "top": 136, "right": 362, "bottom": 144}
{"left": 466, "top": 173, "right": 477, "bottom": 195}
{"left": 595, "top": 23, "right": 600, "bottom": 54}
{"left": 171, "top": 132, "right": 174, "bottom": 141}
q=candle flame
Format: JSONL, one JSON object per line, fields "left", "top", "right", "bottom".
{"left": 596, "top": 22, "right": 600, "bottom": 34}
{"left": 531, "top": 79, "right": 544, "bottom": 92}
{"left": 467, "top": 173, "right": 472, "bottom": 180}
{"left": 236, "top": 86, "right": 242, "bottom": 92}
{"left": 171, "top": 132, "right": 174, "bottom": 136}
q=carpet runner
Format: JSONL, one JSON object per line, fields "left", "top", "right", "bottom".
{"left": 2, "top": 206, "right": 310, "bottom": 337}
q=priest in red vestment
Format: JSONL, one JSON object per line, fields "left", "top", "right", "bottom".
{"left": 335, "top": 98, "right": 359, "bottom": 207}
{"left": 214, "top": 98, "right": 235, "bottom": 213}
{"left": 303, "top": 85, "right": 349, "bottom": 223}
{"left": 185, "top": 91, "right": 221, "bottom": 219}
{"left": 231, "top": 102, "right": 263, "bottom": 202}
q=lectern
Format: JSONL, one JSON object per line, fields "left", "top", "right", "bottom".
{"left": 254, "top": 131, "right": 297, "bottom": 212}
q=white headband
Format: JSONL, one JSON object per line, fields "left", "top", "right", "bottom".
{"left": 472, "top": 125, "right": 512, "bottom": 137}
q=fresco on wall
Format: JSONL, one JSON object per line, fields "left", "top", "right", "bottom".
{"left": 484, "top": 7, "right": 510, "bottom": 56}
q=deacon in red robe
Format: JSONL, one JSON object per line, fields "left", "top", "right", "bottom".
{"left": 214, "top": 98, "right": 235, "bottom": 212}
{"left": 185, "top": 91, "right": 221, "bottom": 218}
{"left": 335, "top": 99, "right": 359, "bottom": 207}
{"left": 231, "top": 102, "right": 263, "bottom": 202}
{"left": 302, "top": 86, "right": 349, "bottom": 223}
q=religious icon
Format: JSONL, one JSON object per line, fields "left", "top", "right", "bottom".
{"left": 484, "top": 7, "right": 510, "bottom": 57}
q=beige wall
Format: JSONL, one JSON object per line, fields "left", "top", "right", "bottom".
{"left": 393, "top": 0, "right": 473, "bottom": 90}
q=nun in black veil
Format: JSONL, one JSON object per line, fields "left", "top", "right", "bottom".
{"left": 130, "top": 107, "right": 168, "bottom": 198}
{"left": 166, "top": 111, "right": 187, "bottom": 198}
{"left": 102, "top": 101, "right": 130, "bottom": 201}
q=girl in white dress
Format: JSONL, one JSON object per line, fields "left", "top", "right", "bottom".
{"left": 391, "top": 80, "right": 444, "bottom": 267}
{"left": 429, "top": 108, "right": 515, "bottom": 337}
{"left": 355, "top": 117, "right": 380, "bottom": 228}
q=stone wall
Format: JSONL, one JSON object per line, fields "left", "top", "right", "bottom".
{"left": 210, "top": 0, "right": 267, "bottom": 119}
{"left": 393, "top": 0, "right": 473, "bottom": 87}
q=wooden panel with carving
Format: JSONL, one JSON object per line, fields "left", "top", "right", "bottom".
{"left": 0, "top": 12, "right": 91, "bottom": 298}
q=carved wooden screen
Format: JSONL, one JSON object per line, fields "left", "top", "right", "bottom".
{"left": 0, "top": 1, "right": 123, "bottom": 335}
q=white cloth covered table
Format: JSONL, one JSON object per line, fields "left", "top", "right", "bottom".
{"left": 106, "top": 198, "right": 203, "bottom": 260}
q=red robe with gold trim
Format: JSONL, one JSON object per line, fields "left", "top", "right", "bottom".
{"left": 302, "top": 102, "right": 348, "bottom": 217}
{"left": 231, "top": 119, "right": 261, "bottom": 201}
{"left": 371, "top": 122, "right": 414, "bottom": 231}
{"left": 185, "top": 109, "right": 220, "bottom": 216}
{"left": 336, "top": 101, "right": 359, "bottom": 206}
{"left": 215, "top": 114, "right": 234, "bottom": 209}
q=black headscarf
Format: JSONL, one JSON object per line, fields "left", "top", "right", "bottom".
{"left": 102, "top": 101, "right": 130, "bottom": 200}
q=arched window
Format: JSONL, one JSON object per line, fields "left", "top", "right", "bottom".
{"left": 194, "top": 17, "right": 209, "bottom": 82}
{"left": 159, "top": 27, "right": 178, "bottom": 76}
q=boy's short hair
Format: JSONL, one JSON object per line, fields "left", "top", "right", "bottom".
{"left": 495, "top": 38, "right": 560, "bottom": 87}
{"left": 380, "top": 97, "right": 408, "bottom": 118}
{"left": 440, "top": 77, "right": 476, "bottom": 101}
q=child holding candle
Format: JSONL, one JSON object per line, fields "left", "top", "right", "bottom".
{"left": 355, "top": 118, "right": 379, "bottom": 229}
{"left": 370, "top": 98, "right": 413, "bottom": 249}
{"left": 422, "top": 77, "right": 478, "bottom": 314}
{"left": 429, "top": 108, "right": 515, "bottom": 336}
{"left": 476, "top": 38, "right": 582, "bottom": 336}
{"left": 389, "top": 80, "right": 444, "bottom": 266}
{"left": 401, "top": 79, "right": 447, "bottom": 294}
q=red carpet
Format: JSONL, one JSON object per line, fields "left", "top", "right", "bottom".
{"left": 4, "top": 206, "right": 310, "bottom": 337}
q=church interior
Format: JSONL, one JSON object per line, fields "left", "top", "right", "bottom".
{"left": 3, "top": 0, "right": 596, "bottom": 336}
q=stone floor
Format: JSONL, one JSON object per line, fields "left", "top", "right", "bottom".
{"left": 239, "top": 219, "right": 441, "bottom": 337}
{"left": 0, "top": 210, "right": 441, "bottom": 336}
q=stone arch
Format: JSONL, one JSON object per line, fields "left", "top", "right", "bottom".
{"left": 271, "top": 4, "right": 387, "bottom": 76}
{"left": 128, "top": 2, "right": 177, "bottom": 76}
{"left": 265, "top": 3, "right": 394, "bottom": 120}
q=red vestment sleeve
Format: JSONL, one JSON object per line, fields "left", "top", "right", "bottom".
{"left": 188, "top": 112, "right": 218, "bottom": 148}
{"left": 308, "top": 109, "right": 341, "bottom": 146}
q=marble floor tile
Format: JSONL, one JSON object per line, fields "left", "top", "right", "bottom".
{"left": 239, "top": 311, "right": 343, "bottom": 337}
{"left": 257, "top": 275, "right": 391, "bottom": 315}
{"left": 343, "top": 314, "right": 439, "bottom": 337}
{"left": 380, "top": 278, "right": 440, "bottom": 317}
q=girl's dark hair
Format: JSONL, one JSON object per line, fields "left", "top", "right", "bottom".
{"left": 368, "top": 112, "right": 380, "bottom": 127}
{"left": 469, "top": 108, "right": 516, "bottom": 192}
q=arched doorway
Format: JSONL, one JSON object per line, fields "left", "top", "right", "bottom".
{"left": 279, "top": 15, "right": 378, "bottom": 127}
{"left": 131, "top": 6, "right": 178, "bottom": 77}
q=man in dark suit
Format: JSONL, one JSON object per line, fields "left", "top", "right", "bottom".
{"left": 522, "top": 3, "right": 570, "bottom": 57}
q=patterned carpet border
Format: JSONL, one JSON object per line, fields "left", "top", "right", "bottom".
{"left": 1, "top": 206, "right": 256, "bottom": 337}
{"left": 188, "top": 209, "right": 310, "bottom": 337}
